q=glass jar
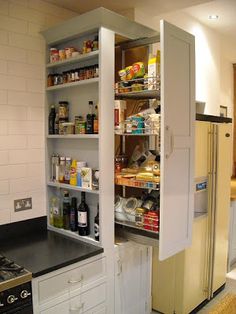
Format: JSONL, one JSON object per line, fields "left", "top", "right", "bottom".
{"left": 47, "top": 74, "right": 54, "bottom": 87}
{"left": 135, "top": 207, "right": 147, "bottom": 227}
{"left": 58, "top": 101, "right": 69, "bottom": 120}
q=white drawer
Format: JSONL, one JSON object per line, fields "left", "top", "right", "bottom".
{"left": 38, "top": 257, "right": 106, "bottom": 303}
{"left": 40, "top": 283, "right": 106, "bottom": 314}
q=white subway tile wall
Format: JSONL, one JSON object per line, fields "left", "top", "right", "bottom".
{"left": 0, "top": 0, "right": 77, "bottom": 224}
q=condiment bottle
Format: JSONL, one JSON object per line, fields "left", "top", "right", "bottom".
{"left": 63, "top": 190, "right": 70, "bottom": 230}
{"left": 59, "top": 156, "right": 66, "bottom": 183}
{"left": 69, "top": 159, "right": 77, "bottom": 185}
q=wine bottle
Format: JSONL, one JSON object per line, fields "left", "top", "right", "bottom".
{"left": 94, "top": 204, "right": 99, "bottom": 241}
{"left": 49, "top": 105, "right": 56, "bottom": 134}
{"left": 86, "top": 101, "right": 94, "bottom": 134}
{"left": 78, "top": 192, "right": 90, "bottom": 236}
{"left": 70, "top": 197, "right": 78, "bottom": 232}
{"left": 63, "top": 190, "right": 70, "bottom": 230}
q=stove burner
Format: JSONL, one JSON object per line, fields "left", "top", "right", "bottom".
{"left": 0, "top": 254, "right": 28, "bottom": 283}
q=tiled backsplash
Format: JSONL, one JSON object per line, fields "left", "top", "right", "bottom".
{"left": 0, "top": 0, "right": 76, "bottom": 225}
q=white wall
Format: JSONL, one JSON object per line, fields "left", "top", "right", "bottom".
{"left": 0, "top": 0, "right": 76, "bottom": 225}
{"left": 135, "top": 9, "right": 234, "bottom": 117}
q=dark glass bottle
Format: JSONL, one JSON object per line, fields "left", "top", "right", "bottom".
{"left": 70, "top": 197, "right": 78, "bottom": 232}
{"left": 86, "top": 101, "right": 94, "bottom": 134}
{"left": 78, "top": 192, "right": 90, "bottom": 236}
{"left": 63, "top": 190, "right": 70, "bottom": 230}
{"left": 49, "top": 105, "right": 56, "bottom": 134}
{"left": 94, "top": 204, "right": 99, "bottom": 241}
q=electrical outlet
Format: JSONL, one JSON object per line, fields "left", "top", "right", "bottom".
{"left": 14, "top": 198, "right": 32, "bottom": 212}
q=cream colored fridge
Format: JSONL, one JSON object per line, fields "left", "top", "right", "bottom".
{"left": 152, "top": 119, "right": 232, "bottom": 314}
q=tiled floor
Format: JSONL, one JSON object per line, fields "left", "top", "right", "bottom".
{"left": 152, "top": 267, "right": 236, "bottom": 314}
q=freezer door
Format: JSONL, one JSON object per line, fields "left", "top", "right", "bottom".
{"left": 159, "top": 20, "right": 195, "bottom": 260}
{"left": 211, "top": 123, "right": 232, "bottom": 294}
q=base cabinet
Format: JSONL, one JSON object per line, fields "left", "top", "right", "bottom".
{"left": 115, "top": 241, "right": 152, "bottom": 314}
{"left": 152, "top": 215, "right": 208, "bottom": 314}
{"left": 32, "top": 256, "right": 107, "bottom": 314}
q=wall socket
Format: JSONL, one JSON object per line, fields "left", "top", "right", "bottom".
{"left": 14, "top": 198, "right": 32, "bottom": 212}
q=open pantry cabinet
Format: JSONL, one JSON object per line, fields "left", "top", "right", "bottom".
{"left": 42, "top": 7, "right": 195, "bottom": 312}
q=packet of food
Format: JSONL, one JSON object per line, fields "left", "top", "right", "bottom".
{"left": 133, "top": 62, "right": 145, "bottom": 78}
{"left": 125, "top": 66, "right": 134, "bottom": 80}
{"left": 118, "top": 69, "right": 126, "bottom": 81}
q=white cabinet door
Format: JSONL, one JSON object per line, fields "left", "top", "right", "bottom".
{"left": 159, "top": 20, "right": 195, "bottom": 260}
{"left": 115, "top": 242, "right": 151, "bottom": 314}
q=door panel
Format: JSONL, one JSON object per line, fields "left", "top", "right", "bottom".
{"left": 160, "top": 20, "right": 195, "bottom": 260}
{"left": 212, "top": 123, "right": 232, "bottom": 292}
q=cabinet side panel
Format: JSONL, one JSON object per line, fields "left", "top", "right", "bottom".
{"left": 159, "top": 20, "right": 195, "bottom": 260}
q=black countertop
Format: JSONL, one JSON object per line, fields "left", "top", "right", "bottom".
{"left": 196, "top": 113, "right": 232, "bottom": 123}
{"left": 0, "top": 217, "right": 103, "bottom": 277}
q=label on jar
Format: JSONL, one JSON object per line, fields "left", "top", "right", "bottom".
{"left": 53, "top": 206, "right": 59, "bottom": 216}
{"left": 78, "top": 212, "right": 87, "bottom": 227}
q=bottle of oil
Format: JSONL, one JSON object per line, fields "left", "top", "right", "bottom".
{"left": 51, "top": 195, "right": 63, "bottom": 228}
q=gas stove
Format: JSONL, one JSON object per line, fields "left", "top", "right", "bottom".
{"left": 0, "top": 254, "right": 32, "bottom": 313}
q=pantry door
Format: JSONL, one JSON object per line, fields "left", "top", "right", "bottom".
{"left": 159, "top": 20, "right": 195, "bottom": 260}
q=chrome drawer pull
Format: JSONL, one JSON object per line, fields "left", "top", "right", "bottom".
{"left": 68, "top": 275, "right": 83, "bottom": 284}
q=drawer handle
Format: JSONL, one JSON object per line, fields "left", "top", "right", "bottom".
{"left": 68, "top": 275, "right": 83, "bottom": 284}
{"left": 69, "top": 302, "right": 84, "bottom": 312}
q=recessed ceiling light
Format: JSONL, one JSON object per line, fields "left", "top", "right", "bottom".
{"left": 208, "top": 15, "right": 219, "bottom": 20}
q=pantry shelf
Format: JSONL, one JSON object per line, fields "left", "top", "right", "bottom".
{"left": 115, "top": 132, "right": 158, "bottom": 136}
{"left": 47, "top": 181, "right": 99, "bottom": 194}
{"left": 47, "top": 134, "right": 99, "bottom": 139}
{"left": 46, "top": 77, "right": 99, "bottom": 91}
{"left": 115, "top": 220, "right": 159, "bottom": 238}
{"left": 115, "top": 89, "right": 160, "bottom": 100}
{"left": 46, "top": 50, "right": 99, "bottom": 69}
{"left": 48, "top": 224, "right": 101, "bottom": 246}
{"left": 115, "top": 182, "right": 159, "bottom": 190}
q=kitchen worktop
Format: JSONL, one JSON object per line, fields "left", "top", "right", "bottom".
{"left": 0, "top": 217, "right": 103, "bottom": 277}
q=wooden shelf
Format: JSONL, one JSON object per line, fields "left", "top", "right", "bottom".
{"left": 115, "top": 89, "right": 160, "bottom": 100}
{"left": 46, "top": 77, "right": 99, "bottom": 91}
{"left": 46, "top": 50, "right": 99, "bottom": 68}
{"left": 47, "top": 181, "right": 99, "bottom": 194}
{"left": 47, "top": 134, "right": 99, "bottom": 139}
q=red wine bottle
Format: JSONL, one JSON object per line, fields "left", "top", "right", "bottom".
{"left": 78, "top": 192, "right": 90, "bottom": 236}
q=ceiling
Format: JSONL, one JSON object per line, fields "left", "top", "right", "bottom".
{"left": 45, "top": 0, "right": 236, "bottom": 39}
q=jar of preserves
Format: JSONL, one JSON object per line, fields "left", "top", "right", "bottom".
{"left": 50, "top": 48, "right": 59, "bottom": 63}
{"left": 75, "top": 116, "right": 86, "bottom": 134}
{"left": 135, "top": 207, "right": 147, "bottom": 227}
{"left": 58, "top": 101, "right": 69, "bottom": 120}
{"left": 47, "top": 74, "right": 54, "bottom": 87}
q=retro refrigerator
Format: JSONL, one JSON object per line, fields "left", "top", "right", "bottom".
{"left": 152, "top": 118, "right": 232, "bottom": 314}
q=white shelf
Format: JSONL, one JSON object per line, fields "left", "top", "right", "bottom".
{"left": 48, "top": 224, "right": 101, "bottom": 246}
{"left": 46, "top": 77, "right": 99, "bottom": 91}
{"left": 47, "top": 181, "right": 99, "bottom": 194}
{"left": 47, "top": 134, "right": 99, "bottom": 139}
{"left": 46, "top": 50, "right": 99, "bottom": 69}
